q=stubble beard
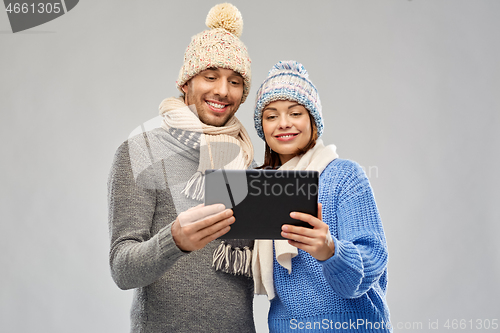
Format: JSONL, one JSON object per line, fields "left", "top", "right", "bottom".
{"left": 185, "top": 94, "right": 239, "bottom": 127}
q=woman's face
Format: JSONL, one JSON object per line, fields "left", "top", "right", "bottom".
{"left": 262, "top": 100, "right": 312, "bottom": 165}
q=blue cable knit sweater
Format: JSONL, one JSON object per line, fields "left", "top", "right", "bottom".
{"left": 269, "top": 159, "right": 391, "bottom": 333}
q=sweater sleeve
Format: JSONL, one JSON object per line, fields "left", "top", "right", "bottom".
{"left": 319, "top": 161, "right": 388, "bottom": 299}
{"left": 107, "top": 141, "right": 188, "bottom": 290}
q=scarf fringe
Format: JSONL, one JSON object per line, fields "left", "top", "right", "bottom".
{"left": 212, "top": 241, "right": 252, "bottom": 278}
{"left": 181, "top": 171, "right": 205, "bottom": 201}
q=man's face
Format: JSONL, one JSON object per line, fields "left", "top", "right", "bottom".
{"left": 182, "top": 68, "right": 244, "bottom": 127}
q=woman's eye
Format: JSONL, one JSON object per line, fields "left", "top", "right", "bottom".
{"left": 266, "top": 115, "right": 277, "bottom": 120}
{"left": 291, "top": 112, "right": 302, "bottom": 117}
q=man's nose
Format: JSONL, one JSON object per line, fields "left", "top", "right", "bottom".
{"left": 213, "top": 79, "right": 229, "bottom": 97}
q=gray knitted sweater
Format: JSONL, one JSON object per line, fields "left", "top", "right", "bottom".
{"left": 108, "top": 128, "right": 255, "bottom": 333}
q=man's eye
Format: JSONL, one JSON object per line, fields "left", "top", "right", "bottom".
{"left": 230, "top": 80, "right": 242, "bottom": 85}
{"left": 206, "top": 76, "right": 216, "bottom": 80}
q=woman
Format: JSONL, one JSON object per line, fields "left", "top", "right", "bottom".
{"left": 252, "top": 61, "right": 391, "bottom": 332}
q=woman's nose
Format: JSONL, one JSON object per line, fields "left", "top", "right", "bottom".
{"left": 278, "top": 115, "right": 291, "bottom": 129}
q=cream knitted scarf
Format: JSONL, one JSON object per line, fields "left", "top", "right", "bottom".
{"left": 159, "top": 97, "right": 254, "bottom": 200}
{"left": 251, "top": 139, "right": 339, "bottom": 299}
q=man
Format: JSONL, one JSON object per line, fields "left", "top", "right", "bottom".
{"left": 107, "top": 4, "right": 255, "bottom": 332}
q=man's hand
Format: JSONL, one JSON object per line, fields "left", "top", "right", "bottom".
{"left": 171, "top": 204, "right": 234, "bottom": 252}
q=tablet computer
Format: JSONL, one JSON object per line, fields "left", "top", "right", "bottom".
{"left": 204, "top": 169, "right": 319, "bottom": 239}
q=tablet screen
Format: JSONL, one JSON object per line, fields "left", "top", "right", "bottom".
{"left": 204, "top": 169, "right": 319, "bottom": 239}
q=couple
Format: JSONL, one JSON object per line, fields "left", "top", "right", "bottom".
{"left": 107, "top": 3, "right": 390, "bottom": 333}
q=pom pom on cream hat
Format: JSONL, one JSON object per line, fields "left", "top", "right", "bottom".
{"left": 176, "top": 3, "right": 252, "bottom": 103}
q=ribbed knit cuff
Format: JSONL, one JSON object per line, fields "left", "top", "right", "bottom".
{"left": 317, "top": 237, "right": 365, "bottom": 299}
{"left": 157, "top": 222, "right": 190, "bottom": 265}
{"left": 319, "top": 237, "right": 362, "bottom": 274}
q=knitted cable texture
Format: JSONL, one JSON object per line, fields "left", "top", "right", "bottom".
{"left": 268, "top": 159, "right": 391, "bottom": 333}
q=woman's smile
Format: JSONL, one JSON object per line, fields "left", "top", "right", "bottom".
{"left": 274, "top": 132, "right": 300, "bottom": 141}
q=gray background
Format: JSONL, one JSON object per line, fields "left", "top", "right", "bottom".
{"left": 1, "top": 0, "right": 499, "bottom": 332}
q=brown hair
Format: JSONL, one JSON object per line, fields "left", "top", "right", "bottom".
{"left": 258, "top": 114, "right": 318, "bottom": 169}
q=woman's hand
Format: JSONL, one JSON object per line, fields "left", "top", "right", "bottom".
{"left": 281, "top": 203, "right": 335, "bottom": 261}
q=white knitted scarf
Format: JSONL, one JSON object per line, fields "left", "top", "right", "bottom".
{"left": 159, "top": 97, "right": 254, "bottom": 200}
{"left": 251, "top": 139, "right": 339, "bottom": 299}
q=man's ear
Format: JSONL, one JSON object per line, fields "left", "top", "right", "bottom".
{"left": 181, "top": 83, "right": 188, "bottom": 94}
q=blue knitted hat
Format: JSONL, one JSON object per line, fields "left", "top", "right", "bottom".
{"left": 254, "top": 61, "right": 323, "bottom": 140}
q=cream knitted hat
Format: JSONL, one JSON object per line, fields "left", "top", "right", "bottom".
{"left": 176, "top": 3, "right": 252, "bottom": 103}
